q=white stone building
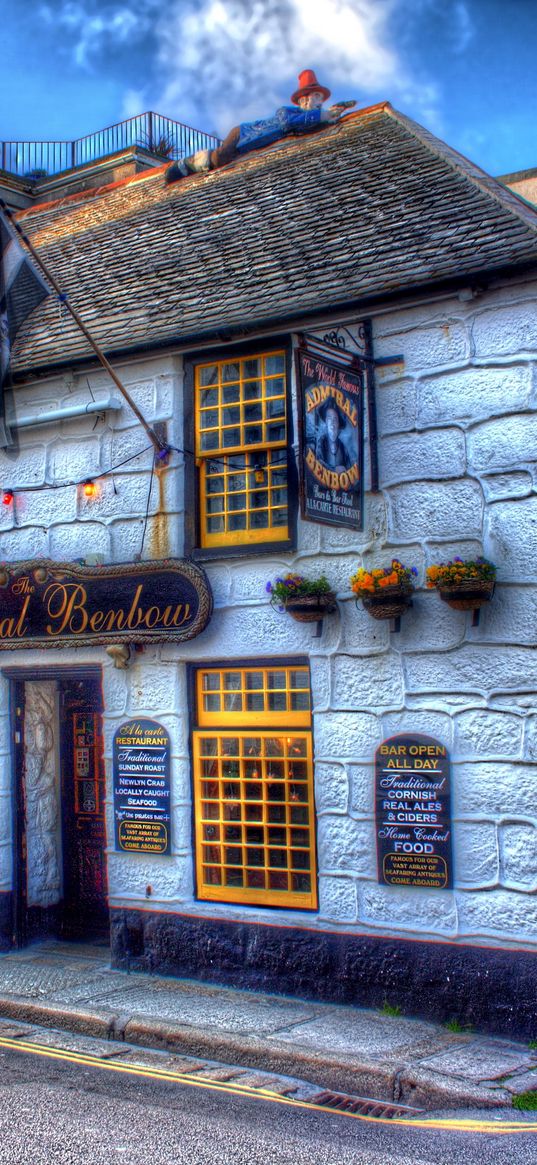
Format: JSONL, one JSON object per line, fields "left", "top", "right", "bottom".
{"left": 1, "top": 101, "right": 537, "bottom": 1038}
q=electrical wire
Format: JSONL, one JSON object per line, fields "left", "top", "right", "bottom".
{"left": 3, "top": 444, "right": 155, "bottom": 494}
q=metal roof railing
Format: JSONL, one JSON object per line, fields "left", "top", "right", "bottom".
{"left": 1, "top": 112, "right": 221, "bottom": 179}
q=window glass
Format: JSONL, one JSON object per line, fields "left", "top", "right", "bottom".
{"left": 193, "top": 665, "right": 316, "bottom": 909}
{"left": 195, "top": 351, "right": 288, "bottom": 547}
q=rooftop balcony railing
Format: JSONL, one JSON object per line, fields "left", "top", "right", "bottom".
{"left": 1, "top": 111, "right": 221, "bottom": 179}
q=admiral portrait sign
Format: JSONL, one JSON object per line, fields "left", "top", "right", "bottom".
{"left": 375, "top": 733, "right": 453, "bottom": 890}
{"left": 297, "top": 348, "right": 364, "bottom": 530}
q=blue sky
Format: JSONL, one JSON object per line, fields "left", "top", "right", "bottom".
{"left": 1, "top": 0, "right": 536, "bottom": 177}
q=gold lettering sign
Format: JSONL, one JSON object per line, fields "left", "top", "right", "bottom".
{"left": 0, "top": 559, "right": 212, "bottom": 650}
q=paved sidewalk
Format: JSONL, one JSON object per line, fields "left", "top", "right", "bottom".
{"left": 0, "top": 940, "right": 534, "bottom": 1111}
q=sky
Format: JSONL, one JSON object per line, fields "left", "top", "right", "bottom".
{"left": 1, "top": 0, "right": 536, "bottom": 178}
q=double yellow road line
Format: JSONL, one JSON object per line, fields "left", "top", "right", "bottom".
{"left": 0, "top": 1034, "right": 535, "bottom": 1136}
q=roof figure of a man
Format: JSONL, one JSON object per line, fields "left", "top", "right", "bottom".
{"left": 166, "top": 69, "right": 354, "bottom": 183}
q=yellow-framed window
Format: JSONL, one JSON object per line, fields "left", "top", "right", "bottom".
{"left": 195, "top": 351, "right": 289, "bottom": 548}
{"left": 193, "top": 665, "right": 317, "bottom": 910}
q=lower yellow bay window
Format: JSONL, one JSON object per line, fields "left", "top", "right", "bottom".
{"left": 193, "top": 664, "right": 317, "bottom": 909}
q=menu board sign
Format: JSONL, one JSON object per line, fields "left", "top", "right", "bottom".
{"left": 375, "top": 734, "right": 452, "bottom": 889}
{"left": 113, "top": 719, "right": 171, "bottom": 855}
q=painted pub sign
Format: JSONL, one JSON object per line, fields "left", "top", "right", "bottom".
{"left": 113, "top": 719, "right": 172, "bottom": 855}
{"left": 0, "top": 558, "right": 212, "bottom": 648}
{"left": 297, "top": 348, "right": 363, "bottom": 529}
{"left": 375, "top": 734, "right": 453, "bottom": 890}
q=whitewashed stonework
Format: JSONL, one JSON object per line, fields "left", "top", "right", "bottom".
{"left": 1, "top": 272, "right": 537, "bottom": 959}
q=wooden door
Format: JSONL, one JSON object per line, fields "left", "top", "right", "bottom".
{"left": 12, "top": 681, "right": 27, "bottom": 948}
{"left": 59, "top": 677, "right": 109, "bottom": 938}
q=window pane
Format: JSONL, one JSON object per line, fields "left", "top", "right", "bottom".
{"left": 199, "top": 408, "right": 219, "bottom": 429}
{"left": 264, "top": 355, "right": 285, "bottom": 375}
{"left": 224, "top": 693, "right": 243, "bottom": 712}
{"left": 246, "top": 693, "right": 264, "bottom": 711}
{"left": 222, "top": 406, "right": 241, "bottom": 426}
{"left": 225, "top": 825, "right": 242, "bottom": 842}
{"left": 266, "top": 397, "right": 285, "bottom": 418}
{"left": 266, "top": 376, "right": 285, "bottom": 396}
{"left": 244, "top": 425, "right": 263, "bottom": 445}
{"left": 222, "top": 363, "right": 240, "bottom": 381}
{"left": 244, "top": 380, "right": 262, "bottom": 401}
{"left": 228, "top": 493, "right": 246, "bottom": 511}
{"left": 229, "top": 473, "right": 246, "bottom": 490}
{"left": 244, "top": 358, "right": 261, "bottom": 378}
{"left": 250, "top": 510, "right": 270, "bottom": 530}
{"left": 199, "top": 365, "right": 218, "bottom": 386}
{"left": 223, "top": 385, "right": 241, "bottom": 403}
{"left": 244, "top": 735, "right": 261, "bottom": 753}
{"left": 245, "top": 403, "right": 262, "bottom": 422}
{"left": 290, "top": 691, "right": 310, "bottom": 711}
{"left": 229, "top": 512, "right": 247, "bottom": 531}
{"left": 200, "top": 388, "right": 218, "bottom": 405}
{"left": 267, "top": 691, "right": 286, "bottom": 712}
{"left": 203, "top": 694, "right": 221, "bottom": 712}
{"left": 267, "top": 422, "right": 286, "bottom": 442}
{"left": 199, "top": 738, "right": 218, "bottom": 755}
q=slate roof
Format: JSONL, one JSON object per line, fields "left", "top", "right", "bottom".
{"left": 12, "top": 102, "right": 537, "bottom": 376}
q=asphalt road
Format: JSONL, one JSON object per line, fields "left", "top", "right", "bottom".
{"left": 0, "top": 1039, "right": 535, "bottom": 1165}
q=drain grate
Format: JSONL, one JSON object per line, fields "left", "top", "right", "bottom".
{"left": 310, "top": 1090, "right": 423, "bottom": 1120}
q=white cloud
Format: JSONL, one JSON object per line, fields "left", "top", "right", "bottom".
{"left": 153, "top": 0, "right": 441, "bottom": 134}
{"left": 451, "top": 1, "right": 474, "bottom": 53}
{"left": 39, "top": 0, "right": 447, "bottom": 133}
{"left": 39, "top": 0, "right": 158, "bottom": 68}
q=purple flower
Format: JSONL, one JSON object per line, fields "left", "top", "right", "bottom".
{"left": 265, "top": 581, "right": 273, "bottom": 593}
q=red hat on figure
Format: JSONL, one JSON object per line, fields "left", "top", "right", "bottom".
{"left": 291, "top": 69, "right": 331, "bottom": 105}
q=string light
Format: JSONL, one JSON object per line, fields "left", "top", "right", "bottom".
{"left": 83, "top": 480, "right": 96, "bottom": 498}
{"left": 2, "top": 490, "right": 13, "bottom": 506}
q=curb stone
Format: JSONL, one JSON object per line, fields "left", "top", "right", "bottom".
{"left": 0, "top": 996, "right": 512, "bottom": 1110}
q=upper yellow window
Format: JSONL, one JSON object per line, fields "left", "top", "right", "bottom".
{"left": 195, "top": 351, "right": 289, "bottom": 547}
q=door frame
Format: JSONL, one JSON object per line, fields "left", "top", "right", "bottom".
{"left": 2, "top": 665, "right": 105, "bottom": 948}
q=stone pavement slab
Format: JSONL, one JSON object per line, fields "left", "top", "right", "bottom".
{"left": 418, "top": 1039, "right": 536, "bottom": 1081}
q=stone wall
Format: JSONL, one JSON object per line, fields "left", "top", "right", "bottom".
{"left": 1, "top": 273, "right": 537, "bottom": 953}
